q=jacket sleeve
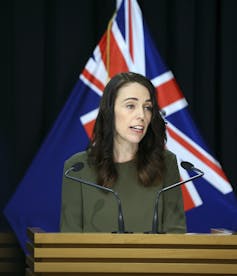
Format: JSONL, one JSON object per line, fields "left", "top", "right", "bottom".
{"left": 60, "top": 158, "right": 83, "bottom": 232}
{"left": 161, "top": 151, "right": 187, "bottom": 233}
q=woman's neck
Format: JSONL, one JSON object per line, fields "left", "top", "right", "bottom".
{"left": 113, "top": 142, "right": 138, "bottom": 163}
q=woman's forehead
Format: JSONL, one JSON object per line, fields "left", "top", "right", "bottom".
{"left": 116, "top": 82, "right": 150, "bottom": 100}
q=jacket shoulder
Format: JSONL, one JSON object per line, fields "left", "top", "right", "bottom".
{"left": 64, "top": 151, "right": 88, "bottom": 169}
{"left": 164, "top": 149, "right": 177, "bottom": 162}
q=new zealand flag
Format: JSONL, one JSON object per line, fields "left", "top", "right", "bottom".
{"left": 4, "top": 0, "right": 237, "bottom": 252}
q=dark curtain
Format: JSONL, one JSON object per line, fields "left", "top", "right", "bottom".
{"left": 1, "top": 0, "right": 237, "bottom": 229}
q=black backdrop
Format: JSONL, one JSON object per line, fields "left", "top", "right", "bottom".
{"left": 1, "top": 0, "right": 237, "bottom": 229}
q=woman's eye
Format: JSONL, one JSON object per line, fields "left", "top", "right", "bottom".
{"left": 126, "top": 104, "right": 135, "bottom": 109}
{"left": 144, "top": 106, "right": 152, "bottom": 111}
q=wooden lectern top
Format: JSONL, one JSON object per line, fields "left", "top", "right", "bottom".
{"left": 26, "top": 227, "right": 237, "bottom": 276}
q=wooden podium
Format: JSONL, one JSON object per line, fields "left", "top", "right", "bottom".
{"left": 26, "top": 227, "right": 237, "bottom": 276}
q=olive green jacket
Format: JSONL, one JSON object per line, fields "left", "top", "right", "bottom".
{"left": 60, "top": 150, "right": 186, "bottom": 233}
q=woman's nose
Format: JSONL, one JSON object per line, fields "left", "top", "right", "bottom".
{"left": 136, "top": 107, "right": 145, "bottom": 119}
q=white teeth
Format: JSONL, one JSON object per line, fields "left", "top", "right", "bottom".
{"left": 131, "top": 126, "right": 144, "bottom": 130}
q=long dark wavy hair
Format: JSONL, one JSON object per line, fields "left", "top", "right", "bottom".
{"left": 87, "top": 72, "right": 167, "bottom": 187}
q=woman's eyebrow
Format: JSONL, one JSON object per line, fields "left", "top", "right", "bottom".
{"left": 123, "top": 97, "right": 138, "bottom": 102}
{"left": 123, "top": 97, "right": 151, "bottom": 102}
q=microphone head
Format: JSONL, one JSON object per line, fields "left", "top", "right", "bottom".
{"left": 181, "top": 161, "right": 194, "bottom": 171}
{"left": 72, "top": 162, "right": 84, "bottom": 172}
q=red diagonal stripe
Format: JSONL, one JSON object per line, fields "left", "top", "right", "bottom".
{"left": 181, "top": 185, "right": 196, "bottom": 211}
{"left": 156, "top": 79, "right": 184, "bottom": 109}
{"left": 167, "top": 126, "right": 228, "bottom": 181}
{"left": 82, "top": 68, "right": 105, "bottom": 92}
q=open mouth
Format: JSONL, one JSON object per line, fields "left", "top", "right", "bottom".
{"left": 130, "top": 125, "right": 144, "bottom": 131}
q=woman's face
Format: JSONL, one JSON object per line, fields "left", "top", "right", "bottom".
{"left": 114, "top": 82, "right": 153, "bottom": 147}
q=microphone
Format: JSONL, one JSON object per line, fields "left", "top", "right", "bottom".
{"left": 150, "top": 161, "right": 204, "bottom": 234}
{"left": 181, "top": 161, "right": 204, "bottom": 174}
{"left": 64, "top": 162, "right": 126, "bottom": 233}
